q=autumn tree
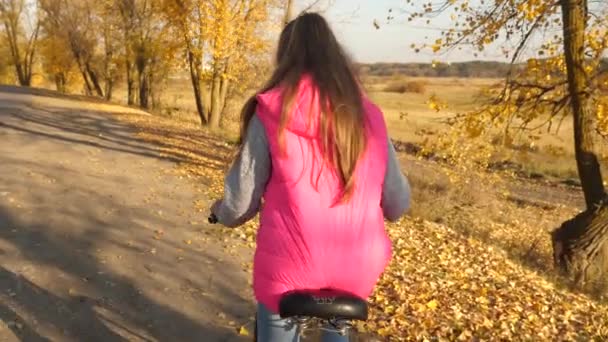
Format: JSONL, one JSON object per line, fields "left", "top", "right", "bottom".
{"left": 0, "top": 0, "right": 40, "bottom": 86}
{"left": 408, "top": 0, "right": 608, "bottom": 289}
{"left": 98, "top": 0, "right": 122, "bottom": 100}
{"left": 40, "top": 0, "right": 107, "bottom": 97}
{"left": 38, "top": 31, "right": 74, "bottom": 92}
{"left": 164, "top": 0, "right": 209, "bottom": 124}
{"left": 165, "top": 0, "right": 276, "bottom": 129}
{"left": 0, "top": 34, "right": 12, "bottom": 82}
{"left": 116, "top": 0, "right": 177, "bottom": 109}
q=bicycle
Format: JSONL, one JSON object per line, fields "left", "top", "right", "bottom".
{"left": 208, "top": 213, "right": 368, "bottom": 341}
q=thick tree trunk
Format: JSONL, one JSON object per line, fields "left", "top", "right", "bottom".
{"left": 552, "top": 205, "right": 608, "bottom": 287}
{"left": 15, "top": 64, "right": 28, "bottom": 86}
{"left": 553, "top": 0, "right": 608, "bottom": 290}
{"left": 561, "top": 0, "right": 605, "bottom": 209}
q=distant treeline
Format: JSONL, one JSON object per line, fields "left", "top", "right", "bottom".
{"left": 357, "top": 59, "right": 608, "bottom": 78}
{"left": 357, "top": 61, "right": 517, "bottom": 78}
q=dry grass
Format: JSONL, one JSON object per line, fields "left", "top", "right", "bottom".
{"left": 383, "top": 80, "right": 428, "bottom": 94}
{"left": 29, "top": 74, "right": 608, "bottom": 183}
{"left": 400, "top": 152, "right": 585, "bottom": 282}
{"left": 362, "top": 76, "right": 608, "bottom": 183}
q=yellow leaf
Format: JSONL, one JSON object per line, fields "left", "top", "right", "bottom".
{"left": 377, "top": 327, "right": 390, "bottom": 336}
{"left": 426, "top": 299, "right": 439, "bottom": 310}
{"left": 238, "top": 326, "right": 249, "bottom": 336}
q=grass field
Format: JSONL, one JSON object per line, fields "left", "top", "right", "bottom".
{"left": 37, "top": 73, "right": 607, "bottom": 181}
{"left": 126, "top": 75, "right": 605, "bottom": 182}
{"left": 365, "top": 76, "right": 608, "bottom": 182}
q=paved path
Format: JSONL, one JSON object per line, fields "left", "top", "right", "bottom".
{"left": 0, "top": 86, "right": 252, "bottom": 342}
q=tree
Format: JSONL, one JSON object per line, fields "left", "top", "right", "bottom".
{"left": 408, "top": 0, "right": 608, "bottom": 289}
{"left": 0, "top": 0, "right": 40, "bottom": 86}
{"left": 38, "top": 31, "right": 74, "bottom": 92}
{"left": 116, "top": 0, "right": 176, "bottom": 109}
{"left": 40, "top": 0, "right": 106, "bottom": 97}
{"left": 165, "top": 0, "right": 276, "bottom": 129}
{"left": 116, "top": 0, "right": 137, "bottom": 105}
{"left": 98, "top": 0, "right": 122, "bottom": 101}
{"left": 164, "top": 0, "right": 210, "bottom": 125}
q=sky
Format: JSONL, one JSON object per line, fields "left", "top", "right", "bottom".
{"left": 293, "top": 0, "right": 512, "bottom": 64}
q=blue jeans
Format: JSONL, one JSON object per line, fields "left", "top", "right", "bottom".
{"left": 256, "top": 303, "right": 350, "bottom": 342}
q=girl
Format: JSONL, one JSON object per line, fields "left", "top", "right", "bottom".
{"left": 210, "top": 12, "right": 410, "bottom": 342}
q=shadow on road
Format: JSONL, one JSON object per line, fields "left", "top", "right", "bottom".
{"left": 0, "top": 89, "right": 251, "bottom": 341}
{"left": 0, "top": 94, "right": 231, "bottom": 171}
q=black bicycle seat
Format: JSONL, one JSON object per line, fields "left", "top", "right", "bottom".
{"left": 278, "top": 288, "right": 368, "bottom": 321}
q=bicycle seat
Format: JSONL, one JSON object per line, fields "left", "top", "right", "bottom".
{"left": 278, "top": 289, "right": 368, "bottom": 321}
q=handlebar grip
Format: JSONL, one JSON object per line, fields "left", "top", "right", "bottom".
{"left": 208, "top": 213, "right": 218, "bottom": 224}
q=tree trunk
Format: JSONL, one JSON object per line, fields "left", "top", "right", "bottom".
{"left": 105, "top": 80, "right": 113, "bottom": 101}
{"left": 552, "top": 206, "right": 608, "bottom": 288}
{"left": 552, "top": 0, "right": 608, "bottom": 290}
{"left": 187, "top": 50, "right": 207, "bottom": 125}
{"left": 136, "top": 52, "right": 149, "bottom": 109}
{"left": 209, "top": 71, "right": 222, "bottom": 130}
{"left": 66, "top": 35, "right": 93, "bottom": 95}
{"left": 23, "top": 21, "right": 40, "bottom": 87}
{"left": 2, "top": 18, "right": 26, "bottom": 86}
{"left": 139, "top": 71, "right": 149, "bottom": 109}
{"left": 284, "top": 0, "right": 294, "bottom": 26}
{"left": 561, "top": 0, "right": 605, "bottom": 209}
{"left": 149, "top": 67, "right": 159, "bottom": 109}
{"left": 85, "top": 62, "right": 104, "bottom": 98}
{"left": 126, "top": 60, "right": 135, "bottom": 105}
{"left": 218, "top": 75, "right": 230, "bottom": 127}
{"left": 54, "top": 73, "right": 66, "bottom": 93}
{"left": 76, "top": 59, "right": 93, "bottom": 96}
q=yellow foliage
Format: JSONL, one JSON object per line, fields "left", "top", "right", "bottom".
{"left": 596, "top": 98, "right": 608, "bottom": 137}
{"left": 407, "top": 0, "right": 608, "bottom": 176}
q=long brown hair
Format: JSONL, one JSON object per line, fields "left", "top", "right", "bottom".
{"left": 237, "top": 12, "right": 366, "bottom": 202}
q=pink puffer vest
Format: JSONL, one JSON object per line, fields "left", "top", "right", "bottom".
{"left": 253, "top": 74, "right": 392, "bottom": 313}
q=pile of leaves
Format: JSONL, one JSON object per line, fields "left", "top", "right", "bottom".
{"left": 114, "top": 113, "right": 608, "bottom": 340}
{"left": 366, "top": 218, "right": 608, "bottom": 340}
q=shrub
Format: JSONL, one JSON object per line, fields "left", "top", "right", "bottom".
{"left": 384, "top": 80, "right": 427, "bottom": 94}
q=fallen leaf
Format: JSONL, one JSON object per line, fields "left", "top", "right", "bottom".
{"left": 238, "top": 326, "right": 249, "bottom": 336}
{"left": 426, "top": 299, "right": 439, "bottom": 310}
